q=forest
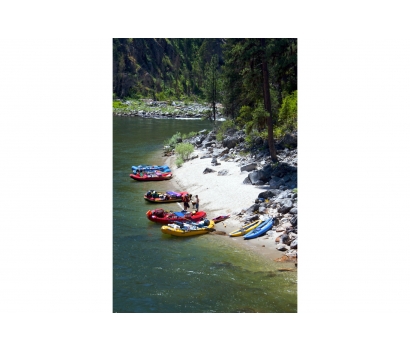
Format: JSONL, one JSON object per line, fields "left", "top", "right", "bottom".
{"left": 113, "top": 38, "right": 297, "bottom": 161}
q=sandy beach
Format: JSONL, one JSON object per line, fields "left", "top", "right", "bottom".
{"left": 165, "top": 150, "right": 294, "bottom": 263}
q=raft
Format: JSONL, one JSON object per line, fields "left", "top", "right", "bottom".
{"left": 161, "top": 220, "right": 215, "bottom": 237}
{"left": 130, "top": 171, "right": 172, "bottom": 181}
{"left": 132, "top": 165, "right": 171, "bottom": 173}
{"left": 144, "top": 190, "right": 189, "bottom": 203}
{"left": 147, "top": 209, "right": 207, "bottom": 224}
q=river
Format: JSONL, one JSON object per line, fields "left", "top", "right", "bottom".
{"left": 113, "top": 116, "right": 297, "bottom": 312}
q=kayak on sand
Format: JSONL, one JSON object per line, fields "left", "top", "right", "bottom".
{"left": 243, "top": 217, "right": 274, "bottom": 240}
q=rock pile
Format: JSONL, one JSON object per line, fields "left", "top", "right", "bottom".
{"left": 183, "top": 128, "right": 298, "bottom": 258}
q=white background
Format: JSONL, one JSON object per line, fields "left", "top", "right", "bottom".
{"left": 1, "top": 1, "right": 409, "bottom": 348}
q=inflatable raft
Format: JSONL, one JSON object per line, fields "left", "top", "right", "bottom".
{"left": 144, "top": 190, "right": 189, "bottom": 203}
{"left": 147, "top": 209, "right": 207, "bottom": 224}
{"left": 161, "top": 220, "right": 215, "bottom": 237}
{"left": 130, "top": 171, "right": 172, "bottom": 181}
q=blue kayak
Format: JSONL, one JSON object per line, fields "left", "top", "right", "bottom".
{"left": 243, "top": 217, "right": 274, "bottom": 240}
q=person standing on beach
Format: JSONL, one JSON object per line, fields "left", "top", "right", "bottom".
{"left": 182, "top": 194, "right": 190, "bottom": 211}
{"left": 193, "top": 195, "right": 199, "bottom": 211}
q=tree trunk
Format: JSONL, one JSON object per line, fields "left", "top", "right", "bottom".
{"left": 261, "top": 39, "right": 278, "bottom": 162}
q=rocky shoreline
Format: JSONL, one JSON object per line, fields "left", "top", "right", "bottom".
{"left": 113, "top": 99, "right": 224, "bottom": 119}
{"left": 166, "top": 128, "right": 298, "bottom": 264}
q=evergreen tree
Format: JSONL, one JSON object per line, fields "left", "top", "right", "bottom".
{"left": 203, "top": 54, "right": 221, "bottom": 121}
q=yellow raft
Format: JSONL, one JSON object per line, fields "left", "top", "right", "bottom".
{"left": 161, "top": 220, "right": 215, "bottom": 237}
{"left": 228, "top": 220, "right": 263, "bottom": 237}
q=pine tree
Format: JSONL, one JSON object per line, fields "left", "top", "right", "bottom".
{"left": 203, "top": 54, "right": 221, "bottom": 121}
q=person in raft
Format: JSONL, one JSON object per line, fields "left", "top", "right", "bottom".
{"left": 192, "top": 195, "right": 199, "bottom": 211}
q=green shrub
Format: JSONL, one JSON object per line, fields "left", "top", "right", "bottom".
{"left": 277, "top": 90, "right": 297, "bottom": 134}
{"left": 237, "top": 103, "right": 268, "bottom": 133}
{"left": 175, "top": 143, "right": 194, "bottom": 161}
{"left": 181, "top": 131, "right": 198, "bottom": 140}
{"left": 113, "top": 100, "right": 127, "bottom": 109}
{"left": 216, "top": 119, "right": 237, "bottom": 141}
{"left": 163, "top": 132, "right": 182, "bottom": 149}
{"left": 175, "top": 156, "right": 184, "bottom": 168}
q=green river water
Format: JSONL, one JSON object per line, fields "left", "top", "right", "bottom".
{"left": 113, "top": 116, "right": 297, "bottom": 312}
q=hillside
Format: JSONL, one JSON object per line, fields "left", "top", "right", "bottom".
{"left": 113, "top": 38, "right": 224, "bottom": 99}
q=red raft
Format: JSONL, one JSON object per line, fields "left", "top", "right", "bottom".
{"left": 146, "top": 209, "right": 207, "bottom": 224}
{"left": 130, "top": 171, "right": 172, "bottom": 181}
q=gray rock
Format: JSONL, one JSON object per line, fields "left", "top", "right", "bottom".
{"left": 217, "top": 169, "right": 229, "bottom": 176}
{"left": 240, "top": 163, "right": 258, "bottom": 172}
{"left": 203, "top": 168, "right": 216, "bottom": 174}
{"left": 289, "top": 208, "right": 298, "bottom": 214}
{"left": 243, "top": 177, "right": 252, "bottom": 185}
{"left": 290, "top": 215, "right": 297, "bottom": 226}
{"left": 222, "top": 137, "right": 239, "bottom": 149}
{"left": 243, "top": 214, "right": 259, "bottom": 222}
{"left": 278, "top": 199, "right": 293, "bottom": 214}
{"left": 280, "top": 233, "right": 289, "bottom": 244}
{"left": 290, "top": 238, "right": 298, "bottom": 249}
{"left": 258, "top": 190, "right": 279, "bottom": 199}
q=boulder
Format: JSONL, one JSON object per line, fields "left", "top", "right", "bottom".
{"left": 289, "top": 208, "right": 298, "bottom": 214}
{"left": 258, "top": 206, "right": 266, "bottom": 214}
{"left": 257, "top": 190, "right": 280, "bottom": 199}
{"left": 248, "top": 168, "right": 272, "bottom": 185}
{"left": 290, "top": 215, "right": 297, "bottom": 226}
{"left": 280, "top": 233, "right": 290, "bottom": 245}
{"left": 203, "top": 168, "right": 216, "bottom": 174}
{"left": 276, "top": 244, "right": 289, "bottom": 251}
{"left": 222, "top": 136, "right": 239, "bottom": 149}
{"left": 243, "top": 177, "right": 252, "bottom": 185}
{"left": 240, "top": 163, "right": 258, "bottom": 172}
{"left": 279, "top": 132, "right": 297, "bottom": 148}
{"left": 243, "top": 214, "right": 259, "bottom": 222}
{"left": 290, "top": 238, "right": 298, "bottom": 249}
{"left": 277, "top": 199, "right": 293, "bottom": 214}
{"left": 195, "top": 136, "right": 205, "bottom": 145}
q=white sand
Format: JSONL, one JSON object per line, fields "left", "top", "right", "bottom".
{"left": 165, "top": 150, "right": 293, "bottom": 263}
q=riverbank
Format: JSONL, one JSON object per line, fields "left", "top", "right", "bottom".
{"left": 165, "top": 150, "right": 296, "bottom": 265}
